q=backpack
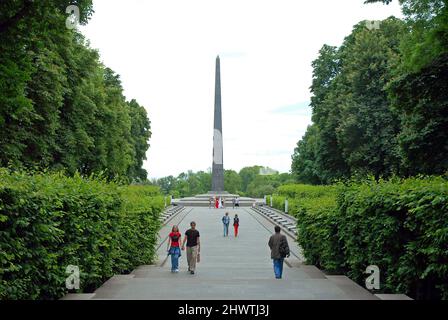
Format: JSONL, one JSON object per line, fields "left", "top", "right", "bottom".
{"left": 279, "top": 236, "right": 290, "bottom": 258}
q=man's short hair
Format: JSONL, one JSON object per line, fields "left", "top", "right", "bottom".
{"left": 274, "top": 226, "right": 281, "bottom": 233}
{"left": 190, "top": 221, "right": 196, "bottom": 226}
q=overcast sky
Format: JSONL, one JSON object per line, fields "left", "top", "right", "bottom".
{"left": 80, "top": 0, "right": 403, "bottom": 179}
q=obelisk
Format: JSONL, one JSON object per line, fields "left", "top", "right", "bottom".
{"left": 211, "top": 56, "right": 225, "bottom": 192}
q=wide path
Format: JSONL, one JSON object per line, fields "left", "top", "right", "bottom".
{"left": 87, "top": 207, "right": 377, "bottom": 300}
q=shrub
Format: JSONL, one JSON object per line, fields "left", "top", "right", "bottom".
{"left": 0, "top": 169, "right": 163, "bottom": 300}
{"left": 295, "top": 195, "right": 344, "bottom": 273}
{"left": 271, "top": 184, "right": 337, "bottom": 217}
{"left": 282, "top": 177, "right": 448, "bottom": 300}
{"left": 337, "top": 177, "right": 448, "bottom": 300}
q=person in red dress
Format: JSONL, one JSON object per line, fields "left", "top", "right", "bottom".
{"left": 233, "top": 214, "right": 240, "bottom": 237}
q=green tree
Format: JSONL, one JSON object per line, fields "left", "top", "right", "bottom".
{"left": 291, "top": 124, "right": 322, "bottom": 184}
{"left": 336, "top": 18, "right": 405, "bottom": 179}
{"left": 239, "top": 166, "right": 263, "bottom": 193}
{"left": 127, "top": 99, "right": 151, "bottom": 181}
{"left": 368, "top": 0, "right": 448, "bottom": 175}
{"left": 224, "top": 170, "right": 242, "bottom": 194}
{"left": 0, "top": 1, "right": 152, "bottom": 180}
{"left": 309, "top": 45, "right": 350, "bottom": 183}
{"left": 294, "top": 18, "right": 407, "bottom": 183}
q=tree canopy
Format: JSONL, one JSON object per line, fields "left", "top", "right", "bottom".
{"left": 292, "top": 1, "right": 448, "bottom": 183}
{"left": 0, "top": 0, "right": 151, "bottom": 181}
{"left": 154, "top": 166, "right": 294, "bottom": 198}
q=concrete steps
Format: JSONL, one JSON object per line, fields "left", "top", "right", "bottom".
{"left": 159, "top": 205, "right": 185, "bottom": 224}
{"left": 252, "top": 206, "right": 298, "bottom": 236}
{"left": 63, "top": 263, "right": 383, "bottom": 300}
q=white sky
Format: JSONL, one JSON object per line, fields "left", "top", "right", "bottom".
{"left": 80, "top": 0, "right": 403, "bottom": 179}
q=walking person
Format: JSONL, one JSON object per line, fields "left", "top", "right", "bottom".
{"left": 222, "top": 212, "right": 230, "bottom": 237}
{"left": 209, "top": 197, "right": 213, "bottom": 209}
{"left": 268, "top": 226, "right": 290, "bottom": 279}
{"left": 235, "top": 197, "right": 240, "bottom": 209}
{"left": 167, "top": 225, "right": 182, "bottom": 273}
{"left": 181, "top": 222, "right": 200, "bottom": 275}
{"left": 232, "top": 197, "right": 236, "bottom": 209}
{"left": 233, "top": 214, "right": 240, "bottom": 237}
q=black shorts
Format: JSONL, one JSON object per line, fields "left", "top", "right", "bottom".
{"left": 235, "top": 203, "right": 239, "bottom": 207}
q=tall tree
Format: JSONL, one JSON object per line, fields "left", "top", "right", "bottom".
{"left": 127, "top": 99, "right": 152, "bottom": 181}
{"left": 0, "top": 1, "right": 152, "bottom": 180}
{"left": 368, "top": 0, "right": 448, "bottom": 175}
{"left": 291, "top": 124, "right": 322, "bottom": 184}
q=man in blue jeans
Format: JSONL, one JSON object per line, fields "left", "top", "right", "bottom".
{"left": 222, "top": 212, "right": 230, "bottom": 237}
{"left": 268, "top": 226, "right": 290, "bottom": 279}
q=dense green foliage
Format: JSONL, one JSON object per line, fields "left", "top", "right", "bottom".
{"left": 0, "top": 1, "right": 151, "bottom": 182}
{"left": 154, "top": 166, "right": 294, "bottom": 198}
{"left": 273, "top": 178, "right": 448, "bottom": 300}
{"left": 0, "top": 169, "right": 163, "bottom": 300}
{"left": 337, "top": 177, "right": 448, "bottom": 300}
{"left": 292, "top": 1, "right": 448, "bottom": 183}
{"left": 286, "top": 0, "right": 448, "bottom": 301}
{"left": 271, "top": 184, "right": 337, "bottom": 215}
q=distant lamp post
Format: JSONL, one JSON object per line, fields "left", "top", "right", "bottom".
{"left": 285, "top": 199, "right": 289, "bottom": 213}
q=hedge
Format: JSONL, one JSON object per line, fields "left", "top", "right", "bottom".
{"left": 283, "top": 177, "right": 448, "bottom": 300}
{"left": 0, "top": 169, "right": 163, "bottom": 300}
{"left": 337, "top": 177, "right": 448, "bottom": 300}
{"left": 270, "top": 184, "right": 337, "bottom": 217}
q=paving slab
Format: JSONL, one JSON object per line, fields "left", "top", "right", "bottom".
{"left": 80, "top": 207, "right": 378, "bottom": 300}
{"left": 375, "top": 294, "right": 413, "bottom": 300}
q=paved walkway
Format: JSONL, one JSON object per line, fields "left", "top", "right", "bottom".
{"left": 84, "top": 207, "right": 377, "bottom": 300}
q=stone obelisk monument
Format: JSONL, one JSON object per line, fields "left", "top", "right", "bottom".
{"left": 211, "top": 56, "right": 225, "bottom": 192}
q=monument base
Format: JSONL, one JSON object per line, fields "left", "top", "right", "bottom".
{"left": 172, "top": 192, "right": 263, "bottom": 207}
{"left": 194, "top": 191, "right": 239, "bottom": 198}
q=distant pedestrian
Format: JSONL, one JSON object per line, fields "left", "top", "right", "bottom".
{"left": 268, "top": 226, "right": 290, "bottom": 279}
{"left": 222, "top": 212, "right": 230, "bottom": 237}
{"left": 181, "top": 222, "right": 201, "bottom": 275}
{"left": 209, "top": 197, "right": 213, "bottom": 209}
{"left": 221, "top": 197, "right": 225, "bottom": 208}
{"left": 235, "top": 197, "right": 240, "bottom": 209}
{"left": 167, "top": 225, "right": 182, "bottom": 273}
{"left": 232, "top": 197, "right": 236, "bottom": 209}
{"left": 233, "top": 214, "right": 240, "bottom": 237}
{"left": 215, "top": 197, "right": 219, "bottom": 209}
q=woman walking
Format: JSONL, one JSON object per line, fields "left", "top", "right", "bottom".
{"left": 167, "top": 225, "right": 182, "bottom": 273}
{"left": 233, "top": 214, "right": 240, "bottom": 237}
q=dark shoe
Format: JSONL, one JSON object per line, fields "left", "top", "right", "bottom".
{"left": 190, "top": 271, "right": 195, "bottom": 275}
